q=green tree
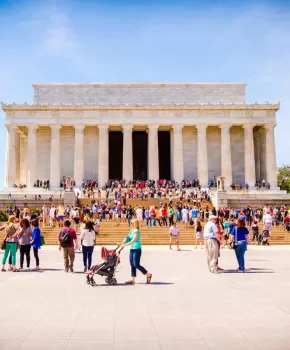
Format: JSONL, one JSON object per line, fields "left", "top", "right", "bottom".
{"left": 277, "top": 165, "right": 290, "bottom": 193}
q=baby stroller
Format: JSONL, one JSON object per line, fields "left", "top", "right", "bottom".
{"left": 261, "top": 229, "right": 270, "bottom": 246}
{"left": 86, "top": 244, "right": 123, "bottom": 286}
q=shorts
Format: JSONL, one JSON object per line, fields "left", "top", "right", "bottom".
{"left": 137, "top": 216, "right": 143, "bottom": 221}
{"left": 170, "top": 235, "right": 179, "bottom": 243}
{"left": 264, "top": 223, "right": 272, "bottom": 231}
{"left": 196, "top": 232, "right": 203, "bottom": 239}
{"left": 58, "top": 216, "right": 64, "bottom": 221}
{"left": 121, "top": 214, "right": 126, "bottom": 219}
{"left": 182, "top": 216, "right": 188, "bottom": 223}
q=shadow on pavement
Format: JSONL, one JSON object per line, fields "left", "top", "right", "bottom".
{"left": 223, "top": 268, "right": 274, "bottom": 274}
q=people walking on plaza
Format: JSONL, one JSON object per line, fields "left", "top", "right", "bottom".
{"left": 1, "top": 216, "right": 19, "bottom": 272}
{"left": 230, "top": 218, "right": 249, "bottom": 272}
{"left": 80, "top": 221, "right": 96, "bottom": 272}
{"left": 169, "top": 222, "right": 180, "bottom": 251}
{"left": 204, "top": 215, "right": 219, "bottom": 274}
{"left": 31, "top": 219, "right": 41, "bottom": 271}
{"left": 18, "top": 218, "right": 32, "bottom": 269}
{"left": 58, "top": 220, "right": 78, "bottom": 272}
{"left": 195, "top": 220, "right": 203, "bottom": 249}
{"left": 121, "top": 219, "right": 152, "bottom": 284}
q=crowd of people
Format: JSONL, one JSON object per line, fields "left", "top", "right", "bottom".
{"left": 1, "top": 201, "right": 289, "bottom": 278}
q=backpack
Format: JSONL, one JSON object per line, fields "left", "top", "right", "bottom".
{"left": 59, "top": 229, "right": 72, "bottom": 248}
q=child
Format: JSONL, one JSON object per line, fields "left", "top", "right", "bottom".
{"left": 252, "top": 221, "right": 259, "bottom": 244}
{"left": 195, "top": 221, "right": 203, "bottom": 249}
{"left": 223, "top": 218, "right": 230, "bottom": 247}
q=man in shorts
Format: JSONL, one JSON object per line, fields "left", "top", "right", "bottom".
{"left": 169, "top": 222, "right": 180, "bottom": 251}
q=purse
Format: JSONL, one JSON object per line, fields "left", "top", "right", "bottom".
{"left": 1, "top": 234, "right": 8, "bottom": 250}
{"left": 230, "top": 226, "right": 238, "bottom": 250}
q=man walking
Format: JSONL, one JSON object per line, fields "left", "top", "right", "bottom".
{"left": 58, "top": 220, "right": 78, "bottom": 272}
{"left": 169, "top": 222, "right": 180, "bottom": 251}
{"left": 204, "top": 215, "right": 219, "bottom": 274}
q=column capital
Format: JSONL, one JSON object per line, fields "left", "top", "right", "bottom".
{"left": 122, "top": 124, "right": 133, "bottom": 131}
{"left": 148, "top": 124, "right": 159, "bottom": 129}
{"left": 98, "top": 124, "right": 109, "bottom": 130}
{"left": 243, "top": 124, "right": 255, "bottom": 129}
{"left": 219, "top": 124, "right": 232, "bottom": 129}
{"left": 196, "top": 124, "right": 208, "bottom": 129}
{"left": 264, "top": 124, "right": 276, "bottom": 129}
{"left": 50, "top": 125, "right": 62, "bottom": 130}
{"left": 5, "top": 124, "right": 18, "bottom": 131}
{"left": 27, "top": 124, "right": 38, "bottom": 131}
{"left": 74, "top": 125, "right": 85, "bottom": 131}
{"left": 172, "top": 124, "right": 184, "bottom": 131}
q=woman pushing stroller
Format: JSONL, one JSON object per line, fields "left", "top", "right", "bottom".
{"left": 120, "top": 219, "right": 152, "bottom": 285}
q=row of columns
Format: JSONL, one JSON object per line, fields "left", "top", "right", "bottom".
{"left": 5, "top": 123, "right": 278, "bottom": 189}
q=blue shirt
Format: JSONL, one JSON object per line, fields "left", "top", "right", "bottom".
{"left": 230, "top": 227, "right": 249, "bottom": 241}
{"left": 192, "top": 209, "right": 199, "bottom": 218}
{"left": 125, "top": 229, "right": 142, "bottom": 250}
{"left": 32, "top": 227, "right": 41, "bottom": 248}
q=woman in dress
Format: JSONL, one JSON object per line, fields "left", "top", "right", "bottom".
{"left": 30, "top": 219, "right": 41, "bottom": 271}
{"left": 80, "top": 221, "right": 96, "bottom": 272}
{"left": 195, "top": 220, "right": 203, "bottom": 249}
{"left": 121, "top": 219, "right": 152, "bottom": 285}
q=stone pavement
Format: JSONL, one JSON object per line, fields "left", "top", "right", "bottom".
{"left": 0, "top": 245, "right": 290, "bottom": 350}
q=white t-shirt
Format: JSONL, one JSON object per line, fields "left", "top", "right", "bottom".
{"left": 169, "top": 226, "right": 179, "bottom": 236}
{"left": 49, "top": 207, "right": 56, "bottom": 218}
{"left": 80, "top": 229, "right": 96, "bottom": 246}
{"left": 136, "top": 208, "right": 143, "bottom": 218}
{"left": 263, "top": 214, "right": 273, "bottom": 224}
{"left": 182, "top": 208, "right": 188, "bottom": 217}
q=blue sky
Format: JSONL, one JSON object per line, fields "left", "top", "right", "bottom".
{"left": 0, "top": 0, "right": 290, "bottom": 187}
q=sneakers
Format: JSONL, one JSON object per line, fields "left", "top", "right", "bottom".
{"left": 210, "top": 269, "right": 220, "bottom": 274}
{"left": 69, "top": 266, "right": 74, "bottom": 273}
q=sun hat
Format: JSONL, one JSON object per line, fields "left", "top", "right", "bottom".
{"left": 209, "top": 215, "right": 217, "bottom": 220}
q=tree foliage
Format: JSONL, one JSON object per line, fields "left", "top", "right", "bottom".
{"left": 277, "top": 165, "right": 290, "bottom": 193}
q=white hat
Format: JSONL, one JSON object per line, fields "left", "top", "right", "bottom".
{"left": 209, "top": 215, "right": 217, "bottom": 220}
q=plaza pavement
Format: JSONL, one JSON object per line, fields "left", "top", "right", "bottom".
{"left": 0, "top": 245, "right": 290, "bottom": 350}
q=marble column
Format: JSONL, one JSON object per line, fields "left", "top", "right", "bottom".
{"left": 20, "top": 134, "right": 27, "bottom": 186}
{"left": 50, "top": 125, "right": 62, "bottom": 188}
{"left": 254, "top": 131, "right": 261, "bottom": 181}
{"left": 264, "top": 124, "right": 278, "bottom": 188}
{"left": 15, "top": 130, "right": 20, "bottom": 185}
{"left": 220, "top": 124, "right": 232, "bottom": 188}
{"left": 98, "top": 124, "right": 109, "bottom": 187}
{"left": 148, "top": 125, "right": 159, "bottom": 182}
{"left": 74, "top": 125, "right": 85, "bottom": 187}
{"left": 122, "top": 125, "right": 133, "bottom": 180}
{"left": 243, "top": 124, "right": 256, "bottom": 187}
{"left": 4, "top": 125, "right": 17, "bottom": 188}
{"left": 196, "top": 125, "right": 208, "bottom": 187}
{"left": 26, "top": 125, "right": 38, "bottom": 188}
{"left": 172, "top": 124, "right": 184, "bottom": 183}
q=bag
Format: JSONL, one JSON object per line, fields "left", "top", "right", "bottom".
{"left": 189, "top": 219, "right": 194, "bottom": 226}
{"left": 230, "top": 226, "right": 238, "bottom": 250}
{"left": 40, "top": 236, "right": 45, "bottom": 246}
{"left": 59, "top": 229, "right": 72, "bottom": 248}
{"left": 1, "top": 239, "right": 6, "bottom": 250}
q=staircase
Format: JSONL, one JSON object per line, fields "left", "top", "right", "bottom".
{"left": 40, "top": 221, "right": 290, "bottom": 246}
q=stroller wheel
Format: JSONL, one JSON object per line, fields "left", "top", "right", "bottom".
{"left": 86, "top": 276, "right": 90, "bottom": 284}
{"left": 105, "top": 277, "right": 110, "bottom": 284}
{"left": 112, "top": 278, "right": 117, "bottom": 285}
{"left": 91, "top": 279, "right": 96, "bottom": 286}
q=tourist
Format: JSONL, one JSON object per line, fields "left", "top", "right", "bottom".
{"left": 30, "top": 219, "right": 41, "bottom": 271}
{"left": 252, "top": 221, "right": 260, "bottom": 244}
{"left": 168, "top": 205, "right": 175, "bottom": 226}
{"left": 136, "top": 206, "right": 143, "bottom": 223}
{"left": 195, "top": 220, "right": 203, "bottom": 249}
{"left": 230, "top": 218, "right": 250, "bottom": 272}
{"left": 181, "top": 206, "right": 189, "bottom": 228}
{"left": 263, "top": 211, "right": 273, "bottom": 237}
{"left": 42, "top": 204, "right": 49, "bottom": 227}
{"left": 1, "top": 216, "right": 19, "bottom": 272}
{"left": 191, "top": 206, "right": 199, "bottom": 226}
{"left": 58, "top": 220, "right": 78, "bottom": 272}
{"left": 144, "top": 207, "right": 150, "bottom": 227}
{"left": 222, "top": 218, "right": 230, "bottom": 247}
{"left": 149, "top": 206, "right": 156, "bottom": 227}
{"left": 49, "top": 204, "right": 56, "bottom": 227}
{"left": 18, "top": 218, "right": 32, "bottom": 270}
{"left": 80, "top": 221, "right": 96, "bottom": 272}
{"left": 57, "top": 204, "right": 65, "bottom": 227}
{"left": 121, "top": 219, "right": 152, "bottom": 284}
{"left": 161, "top": 205, "right": 168, "bottom": 226}
{"left": 169, "top": 222, "right": 180, "bottom": 251}
{"left": 203, "top": 215, "right": 219, "bottom": 274}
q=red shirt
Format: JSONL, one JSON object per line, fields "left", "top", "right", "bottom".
{"left": 58, "top": 227, "right": 77, "bottom": 248}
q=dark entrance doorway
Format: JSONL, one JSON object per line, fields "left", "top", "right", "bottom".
{"left": 109, "top": 131, "right": 123, "bottom": 179}
{"left": 158, "top": 131, "right": 171, "bottom": 180}
{"left": 133, "top": 131, "right": 148, "bottom": 180}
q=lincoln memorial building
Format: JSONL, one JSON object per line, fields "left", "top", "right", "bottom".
{"left": 2, "top": 83, "right": 279, "bottom": 190}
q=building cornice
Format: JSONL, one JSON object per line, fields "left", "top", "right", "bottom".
{"left": 1, "top": 102, "right": 280, "bottom": 112}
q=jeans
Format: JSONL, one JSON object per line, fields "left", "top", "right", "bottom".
{"left": 169, "top": 215, "right": 174, "bottom": 226}
{"left": 145, "top": 217, "right": 150, "bottom": 226}
{"left": 2, "top": 242, "right": 17, "bottom": 265}
{"left": 128, "top": 215, "right": 132, "bottom": 226}
{"left": 150, "top": 217, "right": 156, "bottom": 227}
{"left": 20, "top": 244, "right": 31, "bottom": 268}
{"left": 33, "top": 248, "right": 40, "bottom": 267}
{"left": 162, "top": 216, "right": 167, "bottom": 226}
{"left": 82, "top": 245, "right": 94, "bottom": 269}
{"left": 129, "top": 249, "right": 148, "bottom": 277}
{"left": 234, "top": 242, "right": 247, "bottom": 271}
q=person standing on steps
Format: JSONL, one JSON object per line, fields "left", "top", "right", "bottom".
{"left": 121, "top": 219, "right": 152, "bottom": 285}
{"left": 58, "top": 220, "right": 78, "bottom": 272}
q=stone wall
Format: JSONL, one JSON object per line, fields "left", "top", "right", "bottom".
{"left": 36, "top": 127, "right": 50, "bottom": 181}
{"left": 33, "top": 83, "right": 246, "bottom": 105}
{"left": 60, "top": 126, "right": 75, "bottom": 178}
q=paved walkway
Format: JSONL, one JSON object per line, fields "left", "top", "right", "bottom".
{"left": 0, "top": 245, "right": 290, "bottom": 349}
